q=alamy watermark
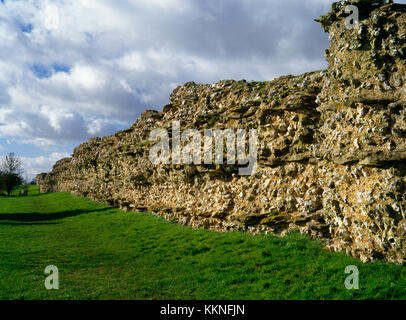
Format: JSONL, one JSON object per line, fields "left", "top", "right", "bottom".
{"left": 147, "top": 6, "right": 360, "bottom": 176}
{"left": 345, "top": 5, "right": 359, "bottom": 29}
{"left": 44, "top": 265, "right": 59, "bottom": 290}
{"left": 149, "top": 121, "right": 258, "bottom": 176}
{"left": 344, "top": 265, "right": 359, "bottom": 290}
{"left": 44, "top": 5, "right": 60, "bottom": 31}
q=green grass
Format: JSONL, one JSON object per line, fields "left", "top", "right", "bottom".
{"left": 0, "top": 189, "right": 406, "bottom": 300}
{"left": 0, "top": 185, "right": 39, "bottom": 197}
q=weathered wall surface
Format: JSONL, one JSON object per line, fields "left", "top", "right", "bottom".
{"left": 37, "top": 1, "right": 406, "bottom": 263}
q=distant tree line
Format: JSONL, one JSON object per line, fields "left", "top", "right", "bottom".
{"left": 0, "top": 153, "right": 27, "bottom": 196}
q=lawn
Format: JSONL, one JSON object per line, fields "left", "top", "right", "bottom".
{"left": 0, "top": 188, "right": 405, "bottom": 300}
{"left": 0, "top": 185, "right": 39, "bottom": 197}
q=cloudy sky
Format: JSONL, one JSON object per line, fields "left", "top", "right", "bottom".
{"left": 1, "top": 0, "right": 403, "bottom": 179}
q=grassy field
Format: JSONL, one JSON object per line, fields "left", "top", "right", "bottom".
{"left": 0, "top": 185, "right": 39, "bottom": 197}
{"left": 0, "top": 188, "right": 405, "bottom": 300}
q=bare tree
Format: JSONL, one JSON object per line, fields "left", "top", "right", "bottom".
{"left": 0, "top": 153, "right": 24, "bottom": 196}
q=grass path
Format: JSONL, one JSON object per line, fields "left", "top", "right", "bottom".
{"left": 0, "top": 190, "right": 405, "bottom": 300}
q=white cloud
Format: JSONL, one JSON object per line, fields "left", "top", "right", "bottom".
{"left": 21, "top": 152, "right": 71, "bottom": 180}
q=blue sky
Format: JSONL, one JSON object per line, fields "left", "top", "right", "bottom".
{"left": 1, "top": 0, "right": 404, "bottom": 179}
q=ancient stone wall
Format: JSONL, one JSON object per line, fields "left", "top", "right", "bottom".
{"left": 37, "top": 1, "right": 406, "bottom": 263}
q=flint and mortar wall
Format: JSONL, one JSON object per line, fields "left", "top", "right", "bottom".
{"left": 37, "top": 1, "right": 406, "bottom": 263}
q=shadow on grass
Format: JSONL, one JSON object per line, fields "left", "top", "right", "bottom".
{"left": 0, "top": 192, "right": 46, "bottom": 198}
{"left": 0, "top": 207, "right": 112, "bottom": 225}
{"left": 0, "top": 222, "right": 59, "bottom": 226}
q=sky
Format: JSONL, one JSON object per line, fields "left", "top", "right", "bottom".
{"left": 1, "top": 0, "right": 404, "bottom": 179}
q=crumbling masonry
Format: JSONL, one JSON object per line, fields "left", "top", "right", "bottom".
{"left": 37, "top": 1, "right": 406, "bottom": 263}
